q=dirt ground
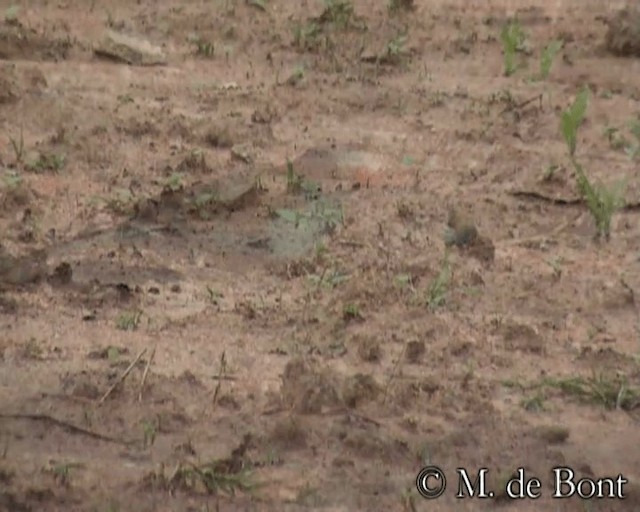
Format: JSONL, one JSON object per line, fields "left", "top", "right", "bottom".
{"left": 1, "top": 0, "right": 640, "bottom": 511}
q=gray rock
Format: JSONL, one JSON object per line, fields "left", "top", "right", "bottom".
{"left": 94, "top": 30, "right": 167, "bottom": 66}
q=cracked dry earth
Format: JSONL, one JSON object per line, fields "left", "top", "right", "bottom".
{"left": 2, "top": 0, "right": 640, "bottom": 511}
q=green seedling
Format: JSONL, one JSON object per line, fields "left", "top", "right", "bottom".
{"left": 293, "top": 22, "right": 321, "bottom": 51}
{"left": 116, "top": 310, "right": 142, "bottom": 331}
{"left": 575, "top": 159, "right": 625, "bottom": 239}
{"left": 107, "top": 346, "right": 120, "bottom": 363}
{"left": 142, "top": 419, "right": 157, "bottom": 448}
{"left": 394, "top": 273, "right": 414, "bottom": 290}
{"left": 44, "top": 461, "right": 84, "bottom": 487}
{"left": 2, "top": 169, "right": 23, "bottom": 189}
{"left": 104, "top": 188, "right": 134, "bottom": 215}
{"left": 500, "top": 19, "right": 525, "bottom": 76}
{"left": 561, "top": 86, "right": 588, "bottom": 157}
{"left": 625, "top": 119, "right": 640, "bottom": 159}
{"left": 603, "top": 126, "right": 628, "bottom": 150}
{"left": 286, "top": 158, "right": 303, "bottom": 193}
{"left": 387, "top": 0, "right": 414, "bottom": 13}
{"left": 194, "top": 38, "right": 215, "bottom": 58}
{"left": 286, "top": 65, "right": 305, "bottom": 86}
{"left": 206, "top": 286, "right": 223, "bottom": 305}
{"left": 541, "top": 164, "right": 562, "bottom": 182}
{"left": 342, "top": 302, "right": 361, "bottom": 321}
{"left": 5, "top": 5, "right": 19, "bottom": 24}
{"left": 543, "top": 373, "right": 639, "bottom": 410}
{"left": 426, "top": 252, "right": 451, "bottom": 310}
{"left": 539, "top": 39, "right": 562, "bottom": 79}
{"left": 521, "top": 392, "right": 546, "bottom": 412}
{"left": 546, "top": 256, "right": 563, "bottom": 280}
{"left": 320, "top": 0, "right": 354, "bottom": 29}
{"left": 9, "top": 126, "right": 24, "bottom": 164}
{"left": 561, "top": 87, "right": 625, "bottom": 239}
{"left": 161, "top": 461, "right": 256, "bottom": 495}
{"left": 383, "top": 33, "right": 408, "bottom": 65}
{"left": 247, "top": 0, "right": 267, "bottom": 11}
{"left": 164, "top": 172, "right": 184, "bottom": 192}
{"left": 307, "top": 268, "right": 350, "bottom": 289}
{"left": 27, "top": 152, "right": 65, "bottom": 173}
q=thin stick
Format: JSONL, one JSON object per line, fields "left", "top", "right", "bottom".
{"left": 212, "top": 350, "right": 227, "bottom": 406}
{"left": 0, "top": 413, "right": 132, "bottom": 445}
{"left": 99, "top": 348, "right": 147, "bottom": 404}
{"left": 321, "top": 408, "right": 382, "bottom": 427}
{"left": 500, "top": 93, "right": 543, "bottom": 115}
{"left": 211, "top": 375, "right": 237, "bottom": 381}
{"left": 382, "top": 343, "right": 407, "bottom": 405}
{"left": 499, "top": 212, "right": 584, "bottom": 247}
{"left": 138, "top": 346, "right": 156, "bottom": 402}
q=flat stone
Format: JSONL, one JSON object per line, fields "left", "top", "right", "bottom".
{"left": 94, "top": 30, "right": 167, "bottom": 66}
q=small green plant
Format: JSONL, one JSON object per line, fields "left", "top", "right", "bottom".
{"left": 314, "top": 241, "right": 328, "bottom": 259}
{"left": 320, "top": 0, "right": 354, "bottom": 29}
{"left": 603, "top": 126, "right": 628, "bottom": 150}
{"left": 426, "top": 252, "right": 451, "bottom": 310}
{"left": 500, "top": 19, "right": 525, "bottom": 76}
{"left": 307, "top": 268, "right": 349, "bottom": 289}
{"left": 44, "top": 461, "right": 83, "bottom": 487}
{"left": 27, "top": 152, "right": 66, "bottom": 173}
{"left": 247, "top": 0, "right": 267, "bottom": 11}
{"left": 9, "top": 126, "right": 24, "bottom": 164}
{"left": 116, "top": 310, "right": 142, "bottom": 331}
{"left": 190, "top": 191, "right": 218, "bottom": 219}
{"left": 293, "top": 22, "right": 321, "bottom": 50}
{"left": 561, "top": 87, "right": 588, "bottom": 158}
{"left": 311, "top": 198, "right": 343, "bottom": 232}
{"left": 147, "top": 460, "right": 255, "bottom": 495}
{"left": 625, "top": 119, "right": 640, "bottom": 160}
{"left": 104, "top": 188, "right": 134, "bottom": 215}
{"left": 561, "top": 87, "right": 625, "bottom": 239}
{"left": 286, "top": 65, "right": 305, "bottom": 86}
{"left": 286, "top": 158, "right": 302, "bottom": 193}
{"left": 541, "top": 163, "right": 562, "bottom": 182}
{"left": 164, "top": 172, "right": 184, "bottom": 192}
{"left": 342, "top": 302, "right": 361, "bottom": 321}
{"left": 603, "top": 120, "right": 640, "bottom": 158}
{"left": 387, "top": 0, "right": 414, "bottom": 14}
{"left": 394, "top": 273, "right": 414, "bottom": 291}
{"left": 546, "top": 256, "right": 564, "bottom": 280}
{"left": 142, "top": 419, "right": 157, "bottom": 449}
{"left": 107, "top": 346, "right": 120, "bottom": 364}
{"left": 117, "top": 93, "right": 134, "bottom": 105}
{"left": 2, "top": 169, "right": 23, "bottom": 189}
{"left": 5, "top": 5, "right": 19, "bottom": 24}
{"left": 543, "top": 373, "right": 639, "bottom": 410}
{"left": 206, "top": 286, "right": 223, "bottom": 305}
{"left": 575, "top": 160, "right": 625, "bottom": 239}
{"left": 384, "top": 33, "right": 408, "bottom": 64}
{"left": 521, "top": 392, "right": 546, "bottom": 412}
{"left": 22, "top": 337, "right": 43, "bottom": 359}
{"left": 194, "top": 37, "right": 215, "bottom": 58}
{"left": 102, "top": 501, "right": 120, "bottom": 512}
{"left": 539, "top": 39, "right": 562, "bottom": 80}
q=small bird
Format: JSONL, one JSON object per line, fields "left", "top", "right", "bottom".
{"left": 443, "top": 207, "right": 495, "bottom": 264}
{"left": 444, "top": 207, "right": 478, "bottom": 247}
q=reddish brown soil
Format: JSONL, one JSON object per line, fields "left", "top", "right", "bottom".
{"left": 1, "top": 1, "right": 640, "bottom": 511}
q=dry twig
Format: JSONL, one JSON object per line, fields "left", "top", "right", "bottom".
{"left": 99, "top": 348, "right": 147, "bottom": 404}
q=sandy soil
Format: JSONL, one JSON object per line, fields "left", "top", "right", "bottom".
{"left": 1, "top": 1, "right": 640, "bottom": 511}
